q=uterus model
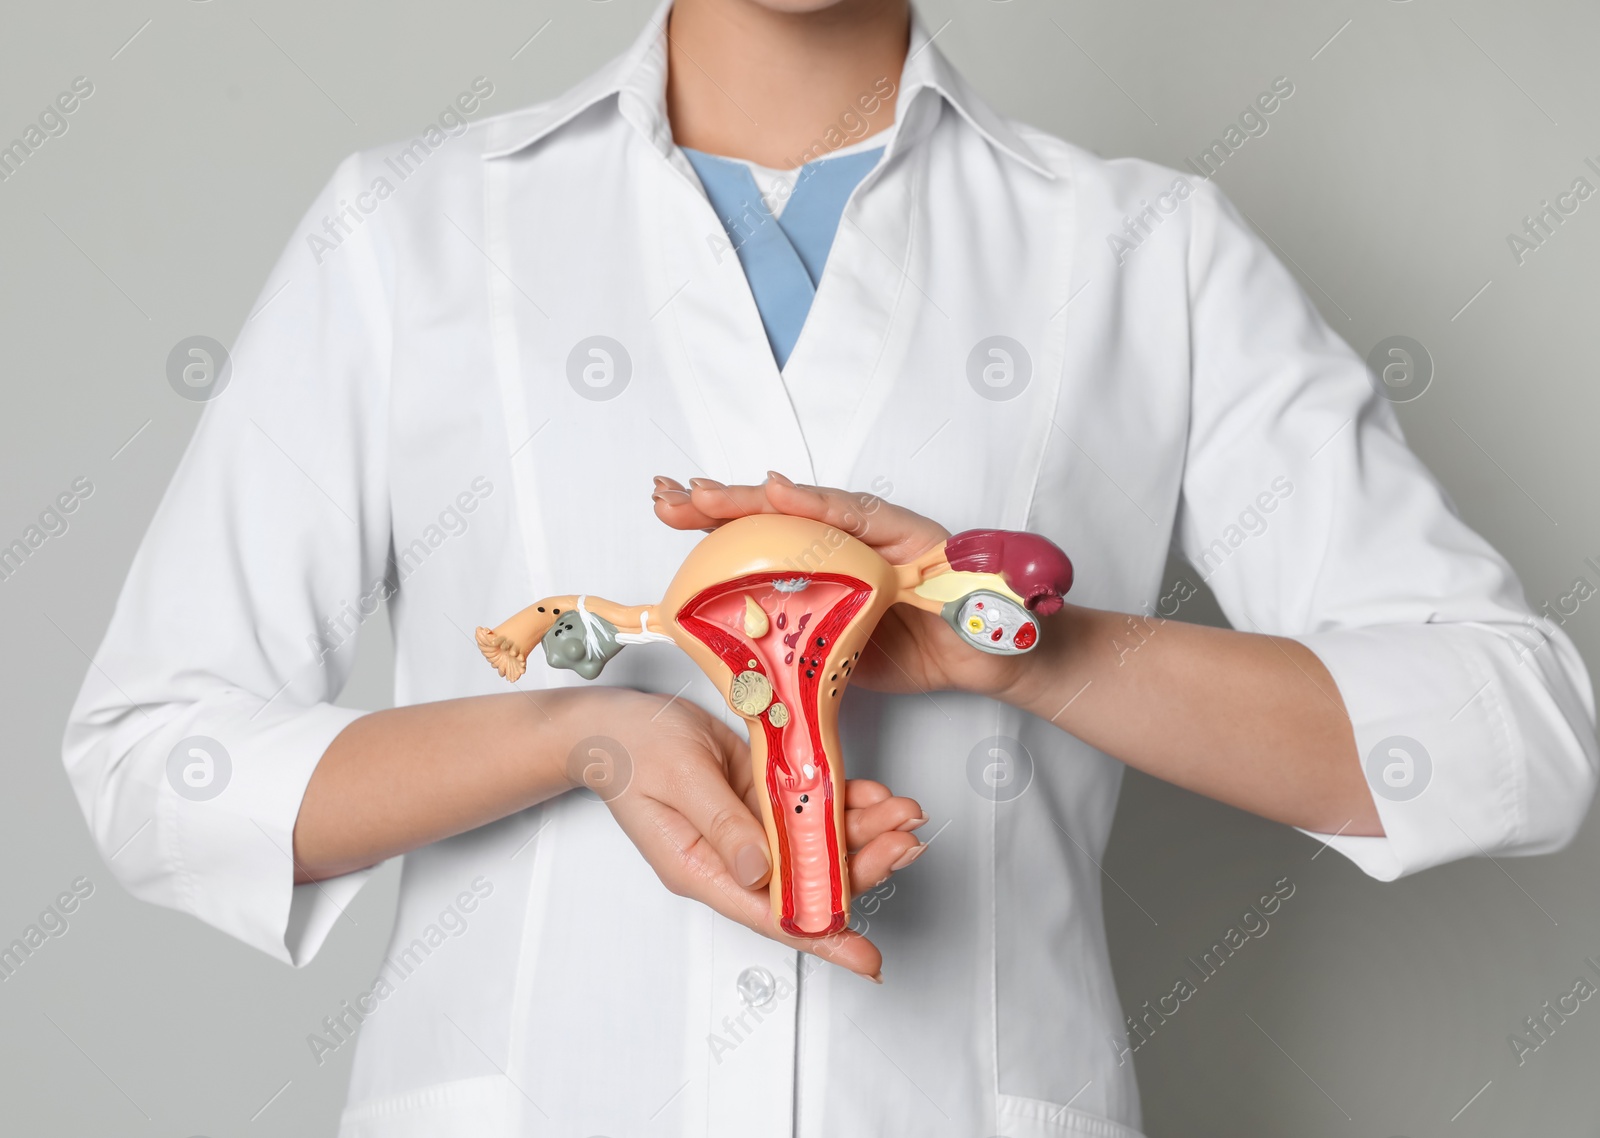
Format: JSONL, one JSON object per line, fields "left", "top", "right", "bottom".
{"left": 477, "top": 514, "right": 1072, "bottom": 938}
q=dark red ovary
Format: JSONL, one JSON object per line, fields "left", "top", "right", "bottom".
{"left": 943, "top": 529, "right": 1074, "bottom": 614}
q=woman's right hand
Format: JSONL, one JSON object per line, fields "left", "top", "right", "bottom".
{"left": 567, "top": 687, "right": 927, "bottom": 981}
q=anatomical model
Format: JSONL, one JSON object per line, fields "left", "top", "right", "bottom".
{"left": 477, "top": 514, "right": 1072, "bottom": 937}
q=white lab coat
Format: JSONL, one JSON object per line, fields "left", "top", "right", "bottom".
{"left": 62, "top": 5, "right": 1598, "bottom": 1136}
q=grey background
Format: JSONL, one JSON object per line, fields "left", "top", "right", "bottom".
{"left": 2, "top": 0, "right": 1596, "bottom": 1133}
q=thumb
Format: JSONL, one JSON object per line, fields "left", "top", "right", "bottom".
{"left": 679, "top": 760, "right": 773, "bottom": 890}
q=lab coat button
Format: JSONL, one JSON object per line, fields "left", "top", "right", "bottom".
{"left": 736, "top": 966, "right": 777, "bottom": 1008}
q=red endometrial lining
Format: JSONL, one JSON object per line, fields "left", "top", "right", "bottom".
{"left": 677, "top": 573, "right": 873, "bottom": 937}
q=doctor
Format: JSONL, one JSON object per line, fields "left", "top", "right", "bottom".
{"left": 64, "top": 0, "right": 1596, "bottom": 1134}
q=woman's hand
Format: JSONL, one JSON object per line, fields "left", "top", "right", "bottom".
{"left": 647, "top": 475, "right": 1379, "bottom": 840}
{"left": 582, "top": 687, "right": 927, "bottom": 981}
{"left": 650, "top": 472, "right": 1031, "bottom": 701}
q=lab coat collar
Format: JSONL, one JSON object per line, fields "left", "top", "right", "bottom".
{"left": 480, "top": 0, "right": 1054, "bottom": 179}
{"left": 891, "top": 16, "right": 1055, "bottom": 179}
{"left": 480, "top": 0, "right": 672, "bottom": 160}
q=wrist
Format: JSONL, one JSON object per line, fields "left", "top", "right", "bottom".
{"left": 997, "top": 603, "right": 1097, "bottom": 719}
{"left": 529, "top": 686, "right": 630, "bottom": 793}
{"left": 544, "top": 685, "right": 674, "bottom": 797}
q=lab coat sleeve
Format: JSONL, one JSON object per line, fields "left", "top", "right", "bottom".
{"left": 61, "top": 152, "right": 393, "bottom": 964}
{"left": 1175, "top": 177, "right": 1597, "bottom": 880}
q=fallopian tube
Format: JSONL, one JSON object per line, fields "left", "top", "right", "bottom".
{"left": 477, "top": 514, "right": 1072, "bottom": 937}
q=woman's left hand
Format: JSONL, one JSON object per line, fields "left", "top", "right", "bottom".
{"left": 651, "top": 472, "right": 1033, "bottom": 702}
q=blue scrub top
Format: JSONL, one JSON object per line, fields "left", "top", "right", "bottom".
{"left": 683, "top": 146, "right": 883, "bottom": 370}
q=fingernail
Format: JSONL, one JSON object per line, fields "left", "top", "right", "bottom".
{"left": 889, "top": 843, "right": 926, "bottom": 872}
{"left": 897, "top": 814, "right": 929, "bottom": 832}
{"left": 689, "top": 477, "right": 725, "bottom": 492}
{"left": 865, "top": 971, "right": 883, "bottom": 984}
{"left": 650, "top": 492, "right": 665, "bottom": 504}
{"left": 652, "top": 475, "right": 675, "bottom": 492}
{"left": 657, "top": 488, "right": 691, "bottom": 503}
{"left": 766, "top": 470, "right": 794, "bottom": 487}
{"left": 734, "top": 845, "right": 770, "bottom": 888}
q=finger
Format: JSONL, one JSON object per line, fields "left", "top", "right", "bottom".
{"left": 628, "top": 801, "right": 886, "bottom": 977}
{"left": 651, "top": 475, "right": 779, "bottom": 531}
{"left": 795, "top": 923, "right": 883, "bottom": 980}
{"left": 844, "top": 779, "right": 893, "bottom": 808}
{"left": 849, "top": 831, "right": 926, "bottom": 896}
{"left": 703, "top": 714, "right": 756, "bottom": 799}
{"left": 653, "top": 473, "right": 948, "bottom": 567}
{"left": 652, "top": 474, "right": 722, "bottom": 531}
{"left": 685, "top": 478, "right": 778, "bottom": 521}
{"left": 733, "top": 776, "right": 918, "bottom": 834}
{"left": 668, "top": 747, "right": 775, "bottom": 891}
{"left": 762, "top": 474, "right": 948, "bottom": 560}
{"left": 845, "top": 794, "right": 926, "bottom": 850}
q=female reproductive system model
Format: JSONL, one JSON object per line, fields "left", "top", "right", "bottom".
{"left": 477, "top": 513, "right": 1073, "bottom": 938}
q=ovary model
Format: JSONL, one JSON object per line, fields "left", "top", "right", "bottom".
{"left": 477, "top": 514, "right": 1073, "bottom": 938}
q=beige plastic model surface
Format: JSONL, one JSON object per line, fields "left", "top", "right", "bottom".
{"left": 477, "top": 513, "right": 1072, "bottom": 937}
